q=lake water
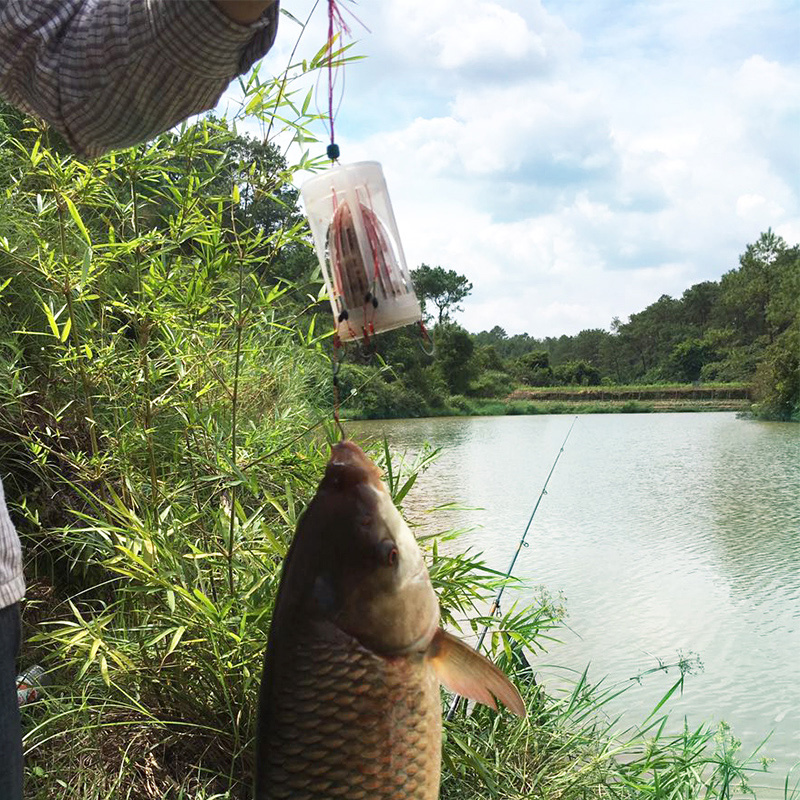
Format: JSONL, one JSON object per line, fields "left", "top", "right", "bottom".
{"left": 352, "top": 412, "right": 800, "bottom": 797}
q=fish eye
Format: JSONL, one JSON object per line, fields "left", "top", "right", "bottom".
{"left": 379, "top": 539, "right": 399, "bottom": 567}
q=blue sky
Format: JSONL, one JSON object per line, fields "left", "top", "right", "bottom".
{"left": 222, "top": 0, "right": 800, "bottom": 336}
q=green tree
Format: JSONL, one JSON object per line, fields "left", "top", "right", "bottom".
{"left": 613, "top": 294, "right": 688, "bottom": 380}
{"left": 717, "top": 229, "right": 788, "bottom": 344}
{"left": 666, "top": 337, "right": 718, "bottom": 383}
{"left": 752, "top": 325, "right": 800, "bottom": 420}
{"left": 513, "top": 350, "right": 553, "bottom": 387}
{"left": 553, "top": 360, "right": 601, "bottom": 386}
{"left": 411, "top": 264, "right": 473, "bottom": 324}
{"left": 680, "top": 281, "right": 720, "bottom": 331}
{"left": 435, "top": 323, "right": 475, "bottom": 393}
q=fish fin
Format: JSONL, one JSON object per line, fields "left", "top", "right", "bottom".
{"left": 428, "top": 628, "right": 526, "bottom": 717}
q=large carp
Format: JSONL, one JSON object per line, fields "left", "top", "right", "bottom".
{"left": 255, "top": 440, "right": 524, "bottom": 799}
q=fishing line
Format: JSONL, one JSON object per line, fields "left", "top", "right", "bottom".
{"left": 325, "top": 0, "right": 348, "bottom": 157}
{"left": 419, "top": 319, "right": 435, "bottom": 356}
{"left": 305, "top": 1, "right": 423, "bottom": 437}
{"left": 446, "top": 416, "right": 578, "bottom": 721}
{"left": 324, "top": 0, "right": 348, "bottom": 434}
{"left": 331, "top": 334, "right": 347, "bottom": 439}
{"left": 241, "top": 358, "right": 395, "bottom": 472}
{"left": 320, "top": 0, "right": 366, "bottom": 161}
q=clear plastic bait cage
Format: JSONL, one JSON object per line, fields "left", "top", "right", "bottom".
{"left": 301, "top": 161, "right": 421, "bottom": 342}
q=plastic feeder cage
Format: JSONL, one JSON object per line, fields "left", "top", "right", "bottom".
{"left": 301, "top": 161, "right": 421, "bottom": 342}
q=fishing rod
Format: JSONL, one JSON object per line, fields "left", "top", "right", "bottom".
{"left": 446, "top": 415, "right": 577, "bottom": 721}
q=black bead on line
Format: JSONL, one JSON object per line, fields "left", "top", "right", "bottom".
{"left": 327, "top": 143, "right": 340, "bottom": 161}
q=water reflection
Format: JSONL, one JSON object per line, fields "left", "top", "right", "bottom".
{"left": 353, "top": 413, "right": 800, "bottom": 796}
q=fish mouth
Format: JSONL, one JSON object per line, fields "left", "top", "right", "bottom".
{"left": 325, "top": 441, "right": 384, "bottom": 493}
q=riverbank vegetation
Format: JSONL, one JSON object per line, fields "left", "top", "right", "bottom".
{"left": 337, "top": 233, "right": 799, "bottom": 421}
{"left": 1, "top": 49, "right": 796, "bottom": 800}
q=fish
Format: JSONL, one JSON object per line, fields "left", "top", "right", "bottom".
{"left": 255, "top": 440, "right": 525, "bottom": 800}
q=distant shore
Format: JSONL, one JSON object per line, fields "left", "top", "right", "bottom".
{"left": 347, "top": 383, "right": 754, "bottom": 419}
{"left": 498, "top": 385, "right": 751, "bottom": 414}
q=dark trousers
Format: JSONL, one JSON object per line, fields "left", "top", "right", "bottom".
{"left": 0, "top": 603, "right": 22, "bottom": 800}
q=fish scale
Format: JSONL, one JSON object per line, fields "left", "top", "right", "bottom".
{"left": 260, "top": 625, "right": 442, "bottom": 799}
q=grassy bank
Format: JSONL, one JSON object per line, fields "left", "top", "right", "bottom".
{"left": 507, "top": 382, "right": 751, "bottom": 401}
{"left": 346, "top": 383, "right": 753, "bottom": 419}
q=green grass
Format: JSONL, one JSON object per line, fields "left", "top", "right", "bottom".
{"left": 510, "top": 381, "right": 750, "bottom": 394}
{"left": 344, "top": 386, "right": 751, "bottom": 420}
{"left": 438, "top": 398, "right": 677, "bottom": 417}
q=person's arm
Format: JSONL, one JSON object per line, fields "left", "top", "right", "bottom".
{"left": 214, "top": 1, "right": 275, "bottom": 25}
{"left": 0, "top": 0, "right": 279, "bottom": 158}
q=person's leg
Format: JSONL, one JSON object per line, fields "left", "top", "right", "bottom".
{"left": 0, "top": 602, "right": 23, "bottom": 800}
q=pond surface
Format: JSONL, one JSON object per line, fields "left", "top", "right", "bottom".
{"left": 353, "top": 412, "right": 800, "bottom": 797}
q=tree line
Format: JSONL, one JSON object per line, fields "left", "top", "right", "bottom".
{"left": 340, "top": 232, "right": 799, "bottom": 421}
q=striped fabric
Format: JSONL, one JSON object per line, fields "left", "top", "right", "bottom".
{"left": 0, "top": 479, "right": 23, "bottom": 610}
{"left": 0, "top": 0, "right": 279, "bottom": 157}
{"left": 0, "top": 0, "right": 280, "bottom": 607}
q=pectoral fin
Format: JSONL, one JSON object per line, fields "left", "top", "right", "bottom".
{"left": 428, "top": 628, "right": 526, "bottom": 717}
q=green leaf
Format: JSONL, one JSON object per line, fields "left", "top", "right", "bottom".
{"left": 192, "top": 588, "right": 217, "bottom": 616}
{"left": 166, "top": 626, "right": 186, "bottom": 657}
{"left": 394, "top": 472, "right": 417, "bottom": 505}
{"left": 382, "top": 439, "right": 394, "bottom": 495}
{"left": 42, "top": 302, "right": 59, "bottom": 338}
{"left": 80, "top": 247, "right": 92, "bottom": 288}
{"left": 63, "top": 196, "right": 91, "bottom": 245}
{"left": 99, "top": 653, "right": 110, "bottom": 686}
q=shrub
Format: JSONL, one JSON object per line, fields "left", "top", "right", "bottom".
{"left": 467, "top": 369, "right": 515, "bottom": 398}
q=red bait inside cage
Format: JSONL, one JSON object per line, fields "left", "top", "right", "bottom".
{"left": 301, "top": 161, "right": 421, "bottom": 342}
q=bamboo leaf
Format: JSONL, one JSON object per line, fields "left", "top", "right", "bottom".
{"left": 99, "top": 654, "right": 110, "bottom": 686}
{"left": 80, "top": 247, "right": 92, "bottom": 288}
{"left": 64, "top": 196, "right": 92, "bottom": 245}
{"left": 394, "top": 472, "right": 417, "bottom": 505}
{"left": 166, "top": 626, "right": 186, "bottom": 657}
{"left": 383, "top": 439, "right": 394, "bottom": 495}
{"left": 192, "top": 588, "right": 217, "bottom": 616}
{"left": 42, "top": 302, "right": 59, "bottom": 338}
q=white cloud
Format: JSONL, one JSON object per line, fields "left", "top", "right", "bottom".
{"left": 430, "top": 4, "right": 538, "bottom": 69}
{"left": 382, "top": 0, "right": 579, "bottom": 75}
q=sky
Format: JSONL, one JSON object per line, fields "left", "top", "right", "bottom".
{"left": 220, "top": 0, "right": 800, "bottom": 337}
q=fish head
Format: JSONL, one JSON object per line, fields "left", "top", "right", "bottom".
{"left": 294, "top": 440, "right": 439, "bottom": 656}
